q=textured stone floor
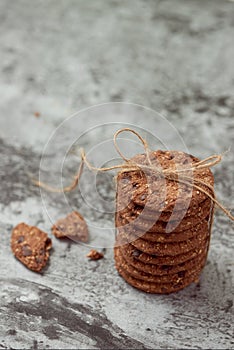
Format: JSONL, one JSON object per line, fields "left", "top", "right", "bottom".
{"left": 0, "top": 1, "right": 233, "bottom": 349}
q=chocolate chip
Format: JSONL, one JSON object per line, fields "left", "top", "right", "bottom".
{"left": 178, "top": 271, "right": 186, "bottom": 278}
{"left": 178, "top": 262, "right": 185, "bottom": 267}
{"left": 135, "top": 205, "right": 143, "bottom": 211}
{"left": 161, "top": 222, "right": 167, "bottom": 229}
{"left": 132, "top": 249, "right": 141, "bottom": 257}
{"left": 161, "top": 265, "right": 172, "bottom": 271}
{"left": 17, "top": 236, "right": 24, "bottom": 243}
{"left": 45, "top": 238, "right": 52, "bottom": 250}
{"left": 39, "top": 248, "right": 45, "bottom": 256}
{"left": 22, "top": 245, "right": 32, "bottom": 257}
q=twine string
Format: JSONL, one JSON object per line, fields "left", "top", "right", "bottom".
{"left": 114, "top": 128, "right": 153, "bottom": 166}
{"left": 34, "top": 128, "right": 234, "bottom": 221}
{"left": 33, "top": 158, "right": 84, "bottom": 193}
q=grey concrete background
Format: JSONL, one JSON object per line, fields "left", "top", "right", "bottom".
{"left": 0, "top": 0, "right": 234, "bottom": 349}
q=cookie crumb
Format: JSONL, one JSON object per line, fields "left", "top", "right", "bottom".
{"left": 34, "top": 111, "right": 40, "bottom": 117}
{"left": 11, "top": 223, "right": 52, "bottom": 272}
{"left": 86, "top": 249, "right": 104, "bottom": 260}
{"left": 52, "top": 211, "right": 89, "bottom": 242}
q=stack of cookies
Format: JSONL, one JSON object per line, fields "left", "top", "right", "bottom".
{"left": 114, "top": 150, "right": 214, "bottom": 294}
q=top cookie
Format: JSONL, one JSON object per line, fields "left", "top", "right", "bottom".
{"left": 117, "top": 150, "right": 214, "bottom": 212}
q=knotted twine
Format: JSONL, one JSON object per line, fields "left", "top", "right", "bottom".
{"left": 34, "top": 128, "right": 234, "bottom": 222}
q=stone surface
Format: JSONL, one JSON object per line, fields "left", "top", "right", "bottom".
{"left": 0, "top": 0, "right": 233, "bottom": 349}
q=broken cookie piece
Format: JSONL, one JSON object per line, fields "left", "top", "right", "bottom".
{"left": 11, "top": 223, "right": 52, "bottom": 272}
{"left": 52, "top": 211, "right": 89, "bottom": 243}
{"left": 86, "top": 249, "right": 104, "bottom": 260}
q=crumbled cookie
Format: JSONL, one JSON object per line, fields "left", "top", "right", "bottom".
{"left": 34, "top": 111, "right": 40, "bottom": 117}
{"left": 52, "top": 211, "right": 89, "bottom": 242}
{"left": 11, "top": 223, "right": 52, "bottom": 272}
{"left": 86, "top": 249, "right": 104, "bottom": 260}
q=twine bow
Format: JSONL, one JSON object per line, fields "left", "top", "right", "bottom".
{"left": 34, "top": 128, "right": 234, "bottom": 221}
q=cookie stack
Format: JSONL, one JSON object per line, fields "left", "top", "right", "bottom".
{"left": 114, "top": 150, "right": 214, "bottom": 294}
